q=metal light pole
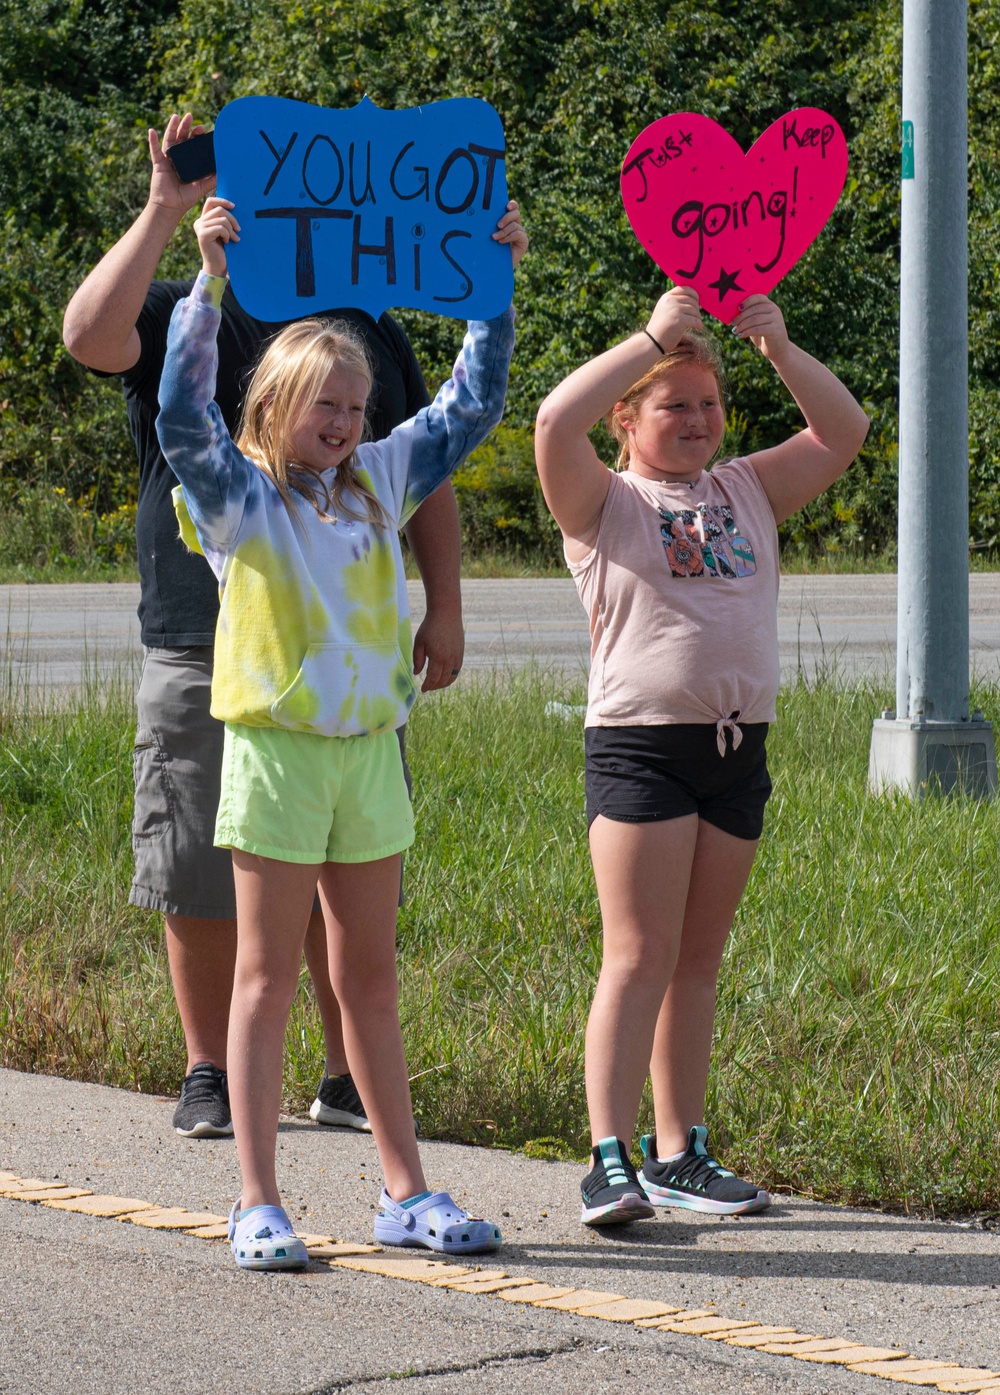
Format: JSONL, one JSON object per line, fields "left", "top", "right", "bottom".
{"left": 868, "top": 0, "right": 997, "bottom": 798}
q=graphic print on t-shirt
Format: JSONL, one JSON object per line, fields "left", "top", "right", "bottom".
{"left": 659, "top": 503, "right": 757, "bottom": 579}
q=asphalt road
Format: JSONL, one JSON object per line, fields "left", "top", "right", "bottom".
{"left": 6, "top": 573, "right": 1000, "bottom": 694}
{"left": 2, "top": 1068, "right": 998, "bottom": 1395}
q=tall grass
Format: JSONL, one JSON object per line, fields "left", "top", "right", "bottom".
{"left": 3, "top": 659, "right": 1000, "bottom": 1214}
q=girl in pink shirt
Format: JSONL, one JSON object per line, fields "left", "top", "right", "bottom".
{"left": 535, "top": 286, "right": 868, "bottom": 1225}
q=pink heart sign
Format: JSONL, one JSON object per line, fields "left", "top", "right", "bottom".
{"left": 620, "top": 109, "right": 848, "bottom": 324}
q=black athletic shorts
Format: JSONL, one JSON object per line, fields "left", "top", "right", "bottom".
{"left": 585, "top": 722, "right": 772, "bottom": 842}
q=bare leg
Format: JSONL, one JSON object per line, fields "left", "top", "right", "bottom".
{"left": 319, "top": 855, "right": 425, "bottom": 1202}
{"left": 302, "top": 908, "right": 349, "bottom": 1075}
{"left": 585, "top": 814, "right": 699, "bottom": 1146}
{"left": 164, "top": 914, "right": 237, "bottom": 1072}
{"left": 228, "top": 851, "right": 318, "bottom": 1209}
{"left": 650, "top": 820, "right": 759, "bottom": 1156}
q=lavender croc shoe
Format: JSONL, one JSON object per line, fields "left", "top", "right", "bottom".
{"left": 228, "top": 1199, "right": 309, "bottom": 1270}
{"left": 373, "top": 1189, "right": 502, "bottom": 1255}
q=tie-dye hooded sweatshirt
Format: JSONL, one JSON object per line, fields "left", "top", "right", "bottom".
{"left": 156, "top": 272, "right": 514, "bottom": 738}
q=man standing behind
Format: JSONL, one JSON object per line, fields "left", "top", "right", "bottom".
{"left": 63, "top": 112, "right": 465, "bottom": 1137}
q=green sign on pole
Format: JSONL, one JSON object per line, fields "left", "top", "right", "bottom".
{"left": 901, "top": 119, "right": 914, "bottom": 179}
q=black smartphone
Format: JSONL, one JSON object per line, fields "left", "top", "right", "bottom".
{"left": 168, "top": 130, "right": 216, "bottom": 183}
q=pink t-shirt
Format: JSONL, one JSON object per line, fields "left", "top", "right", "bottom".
{"left": 568, "top": 458, "right": 780, "bottom": 728}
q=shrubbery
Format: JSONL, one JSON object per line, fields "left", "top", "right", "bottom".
{"left": 0, "top": 480, "right": 137, "bottom": 575}
{"left": 452, "top": 426, "right": 562, "bottom": 565}
{"left": 3, "top": 0, "right": 1000, "bottom": 567}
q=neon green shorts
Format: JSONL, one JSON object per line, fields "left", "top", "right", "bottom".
{"left": 215, "top": 723, "right": 414, "bottom": 864}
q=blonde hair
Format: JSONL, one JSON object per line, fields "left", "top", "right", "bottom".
{"left": 607, "top": 331, "right": 727, "bottom": 471}
{"left": 236, "top": 318, "right": 389, "bottom": 528}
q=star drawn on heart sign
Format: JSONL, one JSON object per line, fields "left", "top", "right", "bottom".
{"left": 707, "top": 266, "right": 744, "bottom": 301}
{"left": 620, "top": 109, "right": 848, "bottom": 325}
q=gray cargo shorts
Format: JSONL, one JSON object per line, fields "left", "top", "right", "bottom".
{"left": 129, "top": 647, "right": 235, "bottom": 918}
{"left": 128, "top": 646, "right": 412, "bottom": 920}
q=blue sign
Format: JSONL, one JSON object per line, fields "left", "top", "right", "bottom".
{"left": 213, "top": 94, "right": 513, "bottom": 321}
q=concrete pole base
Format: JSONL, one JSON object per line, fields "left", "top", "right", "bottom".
{"left": 868, "top": 715, "right": 998, "bottom": 799}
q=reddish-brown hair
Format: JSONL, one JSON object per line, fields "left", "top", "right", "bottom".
{"left": 607, "top": 331, "right": 727, "bottom": 471}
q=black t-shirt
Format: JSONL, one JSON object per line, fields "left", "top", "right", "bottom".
{"left": 117, "top": 280, "right": 430, "bottom": 646}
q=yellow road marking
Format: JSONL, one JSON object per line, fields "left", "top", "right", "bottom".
{"left": 937, "top": 1380, "right": 1000, "bottom": 1394}
{"left": 664, "top": 1317, "right": 760, "bottom": 1336}
{"left": 8, "top": 1185, "right": 93, "bottom": 1201}
{"left": 577, "top": 1299, "right": 686, "bottom": 1323}
{"left": 441, "top": 1276, "right": 529, "bottom": 1293}
{"left": 849, "top": 1367, "right": 999, "bottom": 1387}
{"left": 497, "top": 1283, "right": 576, "bottom": 1303}
{"left": 643, "top": 1310, "right": 730, "bottom": 1330}
{"left": 300, "top": 1240, "right": 380, "bottom": 1257}
{"left": 3, "top": 1169, "right": 994, "bottom": 1389}
{"left": 722, "top": 1326, "right": 805, "bottom": 1346}
{"left": 532, "top": 1288, "right": 624, "bottom": 1310}
{"left": 849, "top": 1362, "right": 961, "bottom": 1379}
{"left": 334, "top": 1254, "right": 469, "bottom": 1281}
{"left": 43, "top": 1195, "right": 156, "bottom": 1216}
{"left": 124, "top": 1207, "right": 224, "bottom": 1229}
{"left": 428, "top": 1268, "right": 509, "bottom": 1287}
{"left": 1, "top": 1178, "right": 74, "bottom": 1196}
{"left": 875, "top": 1372, "right": 998, "bottom": 1383}
{"left": 768, "top": 1339, "right": 881, "bottom": 1355}
{"left": 802, "top": 1346, "right": 913, "bottom": 1365}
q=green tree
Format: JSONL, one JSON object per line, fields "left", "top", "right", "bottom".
{"left": 5, "top": 0, "right": 1000, "bottom": 563}
{"left": 0, "top": 0, "right": 180, "bottom": 534}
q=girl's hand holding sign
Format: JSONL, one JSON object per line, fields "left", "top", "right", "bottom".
{"left": 492, "top": 199, "right": 529, "bottom": 267}
{"left": 645, "top": 285, "right": 704, "bottom": 352}
{"left": 730, "top": 293, "right": 789, "bottom": 360}
{"left": 194, "top": 197, "right": 241, "bottom": 278}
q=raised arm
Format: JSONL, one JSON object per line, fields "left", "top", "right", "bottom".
{"left": 399, "top": 201, "right": 527, "bottom": 522}
{"left": 62, "top": 113, "right": 216, "bottom": 373}
{"left": 734, "top": 295, "right": 870, "bottom": 524}
{"left": 534, "top": 287, "right": 703, "bottom": 554}
{"left": 154, "top": 201, "right": 249, "bottom": 555}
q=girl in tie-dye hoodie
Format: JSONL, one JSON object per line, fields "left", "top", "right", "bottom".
{"left": 157, "top": 193, "right": 527, "bottom": 1270}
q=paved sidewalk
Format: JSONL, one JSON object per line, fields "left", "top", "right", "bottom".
{"left": 1, "top": 1068, "right": 997, "bottom": 1395}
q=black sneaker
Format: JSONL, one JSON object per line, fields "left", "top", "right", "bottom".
{"left": 172, "top": 1062, "right": 233, "bottom": 1138}
{"left": 640, "top": 1127, "right": 771, "bottom": 1214}
{"left": 580, "top": 1137, "right": 656, "bottom": 1226}
{"left": 309, "top": 1073, "right": 372, "bottom": 1131}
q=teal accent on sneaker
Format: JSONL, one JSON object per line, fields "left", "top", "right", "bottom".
{"left": 639, "top": 1126, "right": 771, "bottom": 1215}
{"left": 597, "top": 1136, "right": 630, "bottom": 1188}
{"left": 580, "top": 1137, "right": 655, "bottom": 1227}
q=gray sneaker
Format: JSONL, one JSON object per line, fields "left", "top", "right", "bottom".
{"left": 172, "top": 1062, "right": 233, "bottom": 1138}
{"left": 309, "top": 1074, "right": 371, "bottom": 1131}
